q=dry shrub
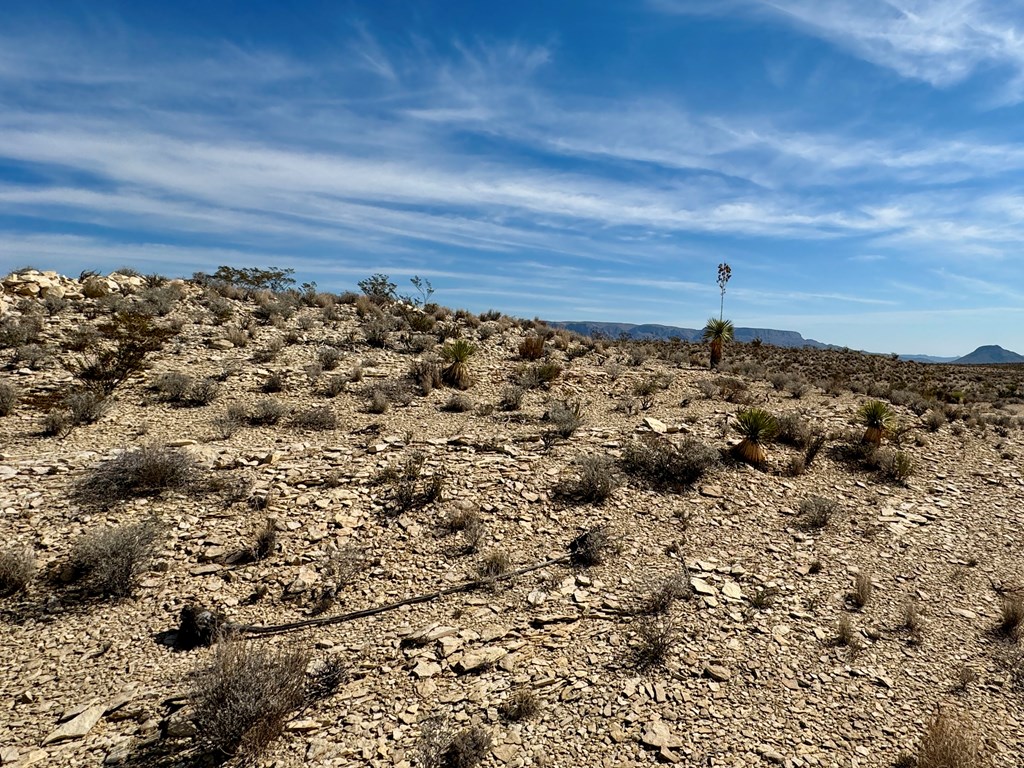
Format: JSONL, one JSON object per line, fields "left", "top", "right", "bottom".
{"left": 190, "top": 639, "right": 309, "bottom": 761}
{"left": 546, "top": 399, "right": 585, "bottom": 437}
{"left": 442, "top": 394, "right": 474, "bottom": 413}
{"left": 247, "top": 398, "right": 286, "bottom": 426}
{"left": 66, "top": 518, "right": 162, "bottom": 598}
{"left": 499, "top": 385, "right": 524, "bottom": 411}
{"left": 475, "top": 550, "right": 511, "bottom": 581}
{"left": 568, "top": 524, "right": 618, "bottom": 567}
{"left": 797, "top": 496, "right": 836, "bottom": 531}
{"left": 75, "top": 444, "right": 203, "bottom": 506}
{"left": 290, "top": 406, "right": 337, "bottom": 431}
{"left": 0, "top": 548, "right": 35, "bottom": 597}
{"left": 0, "top": 381, "right": 17, "bottom": 416}
{"left": 914, "top": 709, "right": 994, "bottom": 768}
{"left": 555, "top": 454, "right": 617, "bottom": 504}
{"left": 620, "top": 436, "right": 720, "bottom": 490}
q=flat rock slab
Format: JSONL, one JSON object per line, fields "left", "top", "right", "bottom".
{"left": 42, "top": 703, "right": 105, "bottom": 745}
{"left": 641, "top": 720, "right": 684, "bottom": 750}
{"left": 453, "top": 647, "right": 507, "bottom": 674}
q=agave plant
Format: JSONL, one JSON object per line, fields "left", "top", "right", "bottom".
{"left": 732, "top": 407, "right": 778, "bottom": 467}
{"left": 702, "top": 317, "right": 734, "bottom": 369}
{"left": 858, "top": 400, "right": 895, "bottom": 445}
{"left": 441, "top": 339, "right": 477, "bottom": 390}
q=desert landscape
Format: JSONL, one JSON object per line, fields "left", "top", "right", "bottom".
{"left": 0, "top": 267, "right": 1021, "bottom": 767}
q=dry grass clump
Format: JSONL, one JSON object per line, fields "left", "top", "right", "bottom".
{"left": 74, "top": 444, "right": 203, "bottom": 506}
{"left": 418, "top": 720, "right": 492, "bottom": 768}
{"left": 876, "top": 448, "right": 915, "bottom": 484}
{"left": 518, "top": 335, "right": 546, "bottom": 360}
{"left": 189, "top": 639, "right": 309, "bottom": 762}
{"left": 912, "top": 709, "right": 994, "bottom": 768}
{"left": 373, "top": 453, "right": 445, "bottom": 514}
{"left": 620, "top": 436, "right": 720, "bottom": 490}
{"left": 849, "top": 571, "right": 873, "bottom": 610}
{"left": 475, "top": 550, "right": 512, "bottom": 581}
{"left": 442, "top": 393, "right": 474, "bottom": 413}
{"left": 631, "top": 616, "right": 678, "bottom": 670}
{"left": 555, "top": 454, "right": 617, "bottom": 504}
{"left": 65, "top": 518, "right": 162, "bottom": 598}
{"left": 998, "top": 596, "right": 1024, "bottom": 637}
{"left": 41, "top": 387, "right": 109, "bottom": 437}
{"left": 639, "top": 571, "right": 692, "bottom": 615}
{"left": 499, "top": 688, "right": 540, "bottom": 722}
{"left": 498, "top": 385, "right": 524, "bottom": 411}
{"left": 0, "top": 548, "right": 35, "bottom": 597}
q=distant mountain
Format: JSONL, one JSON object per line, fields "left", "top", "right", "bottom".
{"left": 898, "top": 354, "right": 959, "bottom": 364}
{"left": 952, "top": 345, "right": 1024, "bottom": 365}
{"left": 548, "top": 321, "right": 835, "bottom": 349}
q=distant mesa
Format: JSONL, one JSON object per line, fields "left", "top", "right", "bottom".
{"left": 548, "top": 321, "right": 834, "bottom": 349}
{"left": 951, "top": 345, "right": 1024, "bottom": 365}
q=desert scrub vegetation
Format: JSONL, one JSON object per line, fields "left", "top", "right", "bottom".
{"left": 909, "top": 709, "right": 995, "bottom": 768}
{"left": 63, "top": 518, "right": 162, "bottom": 599}
{"left": 189, "top": 639, "right": 309, "bottom": 762}
{"left": 74, "top": 443, "right": 206, "bottom": 506}
{"left": 555, "top": 454, "right": 617, "bottom": 504}
{"left": 373, "top": 452, "right": 445, "bottom": 514}
{"left": 67, "top": 309, "right": 178, "bottom": 395}
{"left": 545, "top": 399, "right": 585, "bottom": 438}
{"left": 518, "top": 335, "right": 546, "bottom": 360}
{"left": 0, "top": 380, "right": 18, "bottom": 416}
{"left": 290, "top": 406, "right": 337, "bottom": 431}
{"left": 40, "top": 387, "right": 109, "bottom": 437}
{"left": 620, "top": 436, "right": 720, "bottom": 490}
{"left": 418, "top": 719, "right": 492, "bottom": 768}
{"left": 0, "top": 548, "right": 35, "bottom": 597}
{"left": 631, "top": 615, "right": 679, "bottom": 670}
{"left": 499, "top": 688, "right": 540, "bottom": 722}
{"left": 796, "top": 496, "right": 837, "bottom": 531}
{"left": 151, "top": 371, "right": 220, "bottom": 407}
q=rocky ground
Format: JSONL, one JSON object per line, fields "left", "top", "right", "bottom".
{"left": 0, "top": 269, "right": 1022, "bottom": 768}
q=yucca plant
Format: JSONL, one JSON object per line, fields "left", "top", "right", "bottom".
{"left": 702, "top": 317, "right": 734, "bottom": 369}
{"left": 441, "top": 339, "right": 477, "bottom": 390}
{"left": 858, "top": 400, "right": 895, "bottom": 445}
{"left": 732, "top": 407, "right": 778, "bottom": 467}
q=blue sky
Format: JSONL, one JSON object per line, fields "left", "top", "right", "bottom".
{"left": 2, "top": 1, "right": 1024, "bottom": 355}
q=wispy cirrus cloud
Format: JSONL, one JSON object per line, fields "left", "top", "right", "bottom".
{"left": 653, "top": 0, "right": 1024, "bottom": 99}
